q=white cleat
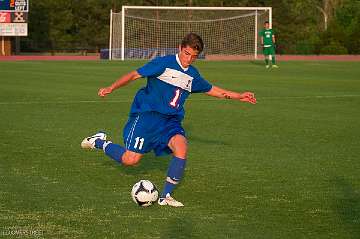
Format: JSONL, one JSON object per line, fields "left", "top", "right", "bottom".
{"left": 158, "top": 193, "right": 184, "bottom": 207}
{"left": 81, "top": 131, "right": 107, "bottom": 149}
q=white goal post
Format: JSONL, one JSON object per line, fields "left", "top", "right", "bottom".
{"left": 109, "top": 6, "right": 272, "bottom": 61}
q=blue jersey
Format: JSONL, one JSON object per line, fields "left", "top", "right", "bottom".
{"left": 132, "top": 54, "right": 212, "bottom": 119}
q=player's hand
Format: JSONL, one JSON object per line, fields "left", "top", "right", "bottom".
{"left": 239, "top": 92, "right": 256, "bottom": 104}
{"left": 98, "top": 87, "right": 113, "bottom": 97}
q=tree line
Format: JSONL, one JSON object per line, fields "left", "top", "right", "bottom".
{"left": 21, "top": 0, "right": 360, "bottom": 54}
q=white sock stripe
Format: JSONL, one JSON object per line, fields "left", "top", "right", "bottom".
{"left": 166, "top": 177, "right": 179, "bottom": 185}
{"left": 102, "top": 141, "right": 112, "bottom": 152}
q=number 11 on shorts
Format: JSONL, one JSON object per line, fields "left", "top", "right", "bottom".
{"left": 134, "top": 137, "right": 144, "bottom": 150}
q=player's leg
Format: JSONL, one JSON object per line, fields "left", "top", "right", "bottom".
{"left": 158, "top": 134, "right": 187, "bottom": 207}
{"left": 270, "top": 46, "right": 278, "bottom": 67}
{"left": 265, "top": 57, "right": 270, "bottom": 68}
{"left": 96, "top": 139, "right": 143, "bottom": 165}
{"left": 271, "top": 54, "right": 276, "bottom": 65}
{"left": 263, "top": 47, "right": 270, "bottom": 68}
{"left": 81, "top": 132, "right": 142, "bottom": 165}
{"left": 121, "top": 150, "right": 143, "bottom": 166}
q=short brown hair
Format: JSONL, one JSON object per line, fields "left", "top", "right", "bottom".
{"left": 181, "top": 33, "right": 204, "bottom": 53}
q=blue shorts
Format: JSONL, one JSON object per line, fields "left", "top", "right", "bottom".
{"left": 122, "top": 111, "right": 185, "bottom": 156}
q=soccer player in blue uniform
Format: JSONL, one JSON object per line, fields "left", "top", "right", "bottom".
{"left": 81, "top": 33, "right": 256, "bottom": 207}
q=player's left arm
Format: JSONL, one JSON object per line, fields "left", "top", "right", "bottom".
{"left": 205, "top": 86, "right": 256, "bottom": 104}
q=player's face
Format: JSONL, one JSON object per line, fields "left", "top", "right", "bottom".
{"left": 178, "top": 46, "right": 199, "bottom": 68}
{"left": 264, "top": 23, "right": 270, "bottom": 29}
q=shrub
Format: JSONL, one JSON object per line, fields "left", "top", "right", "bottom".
{"left": 320, "top": 41, "right": 348, "bottom": 54}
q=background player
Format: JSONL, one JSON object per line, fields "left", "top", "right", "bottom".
{"left": 259, "top": 21, "right": 278, "bottom": 68}
{"left": 81, "top": 33, "right": 256, "bottom": 207}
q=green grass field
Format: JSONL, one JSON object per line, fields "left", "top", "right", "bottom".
{"left": 1, "top": 60, "right": 359, "bottom": 238}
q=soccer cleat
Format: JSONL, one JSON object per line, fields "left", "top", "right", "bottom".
{"left": 272, "top": 64, "right": 279, "bottom": 68}
{"left": 265, "top": 65, "right": 270, "bottom": 69}
{"left": 81, "top": 131, "right": 107, "bottom": 149}
{"left": 158, "top": 193, "right": 184, "bottom": 207}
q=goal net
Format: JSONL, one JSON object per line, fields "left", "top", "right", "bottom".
{"left": 109, "top": 6, "right": 271, "bottom": 60}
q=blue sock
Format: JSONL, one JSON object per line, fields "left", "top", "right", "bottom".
{"left": 95, "top": 139, "right": 125, "bottom": 163}
{"left": 161, "top": 156, "right": 186, "bottom": 198}
{"left": 162, "top": 182, "right": 176, "bottom": 198}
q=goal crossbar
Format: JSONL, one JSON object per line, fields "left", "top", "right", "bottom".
{"left": 122, "top": 6, "right": 271, "bottom": 11}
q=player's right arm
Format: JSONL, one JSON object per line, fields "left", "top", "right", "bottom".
{"left": 259, "top": 30, "right": 264, "bottom": 46}
{"left": 98, "top": 70, "right": 142, "bottom": 97}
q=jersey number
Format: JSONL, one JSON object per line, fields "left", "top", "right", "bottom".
{"left": 134, "top": 137, "right": 144, "bottom": 150}
{"left": 170, "top": 89, "right": 181, "bottom": 107}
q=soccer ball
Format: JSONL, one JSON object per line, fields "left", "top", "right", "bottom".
{"left": 131, "top": 180, "right": 159, "bottom": 207}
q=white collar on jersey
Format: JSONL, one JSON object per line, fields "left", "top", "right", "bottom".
{"left": 176, "top": 54, "right": 189, "bottom": 71}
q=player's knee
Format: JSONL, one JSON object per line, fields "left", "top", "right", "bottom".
{"left": 173, "top": 150, "right": 187, "bottom": 159}
{"left": 169, "top": 134, "right": 188, "bottom": 159}
{"left": 122, "top": 156, "right": 140, "bottom": 166}
{"left": 121, "top": 152, "right": 142, "bottom": 166}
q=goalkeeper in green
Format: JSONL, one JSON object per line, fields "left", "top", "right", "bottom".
{"left": 259, "top": 21, "right": 278, "bottom": 68}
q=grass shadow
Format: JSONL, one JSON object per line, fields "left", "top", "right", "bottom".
{"left": 331, "top": 176, "right": 360, "bottom": 238}
{"left": 249, "top": 60, "right": 266, "bottom": 67}
{"left": 107, "top": 154, "right": 170, "bottom": 176}
{"left": 160, "top": 216, "right": 193, "bottom": 239}
{"left": 188, "top": 135, "right": 231, "bottom": 146}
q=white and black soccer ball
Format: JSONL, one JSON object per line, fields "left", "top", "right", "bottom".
{"left": 131, "top": 180, "right": 159, "bottom": 207}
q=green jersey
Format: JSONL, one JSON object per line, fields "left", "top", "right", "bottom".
{"left": 259, "top": 28, "right": 275, "bottom": 47}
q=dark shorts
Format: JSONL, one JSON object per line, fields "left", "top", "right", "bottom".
{"left": 122, "top": 111, "right": 185, "bottom": 156}
{"left": 263, "top": 46, "right": 275, "bottom": 56}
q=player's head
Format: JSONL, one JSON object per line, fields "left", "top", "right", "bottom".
{"left": 178, "top": 33, "right": 204, "bottom": 68}
{"left": 181, "top": 33, "right": 204, "bottom": 53}
{"left": 264, "top": 21, "right": 270, "bottom": 29}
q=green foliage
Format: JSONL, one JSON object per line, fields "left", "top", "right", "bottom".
{"left": 337, "top": 0, "right": 360, "bottom": 54}
{"left": 320, "top": 0, "right": 360, "bottom": 54}
{"left": 320, "top": 40, "right": 348, "bottom": 54}
{"left": 295, "top": 37, "right": 321, "bottom": 55}
{"left": 23, "top": 0, "right": 113, "bottom": 51}
{"left": 21, "top": 0, "right": 360, "bottom": 54}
